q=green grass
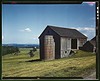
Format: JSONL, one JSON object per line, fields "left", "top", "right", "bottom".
{"left": 2, "top": 48, "right": 96, "bottom": 77}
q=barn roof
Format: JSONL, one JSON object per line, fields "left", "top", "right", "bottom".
{"left": 83, "top": 36, "right": 96, "bottom": 47}
{"left": 48, "top": 25, "right": 87, "bottom": 38}
{"left": 89, "top": 36, "right": 96, "bottom": 46}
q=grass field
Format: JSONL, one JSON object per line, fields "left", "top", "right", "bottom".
{"left": 2, "top": 48, "right": 96, "bottom": 77}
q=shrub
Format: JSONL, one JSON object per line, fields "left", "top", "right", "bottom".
{"left": 2, "top": 46, "right": 20, "bottom": 56}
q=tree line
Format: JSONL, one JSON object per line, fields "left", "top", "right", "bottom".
{"left": 2, "top": 46, "right": 20, "bottom": 56}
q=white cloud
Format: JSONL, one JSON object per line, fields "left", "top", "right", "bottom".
{"left": 76, "top": 27, "right": 94, "bottom": 31}
{"left": 2, "top": 35, "right": 4, "bottom": 40}
{"left": 25, "top": 28, "right": 31, "bottom": 31}
{"left": 20, "top": 28, "right": 31, "bottom": 32}
{"left": 70, "top": 27, "right": 95, "bottom": 40}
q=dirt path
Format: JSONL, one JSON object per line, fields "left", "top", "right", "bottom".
{"left": 83, "top": 70, "right": 96, "bottom": 80}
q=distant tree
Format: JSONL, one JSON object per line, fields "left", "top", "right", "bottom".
{"left": 33, "top": 47, "right": 37, "bottom": 52}
{"left": 2, "top": 46, "right": 20, "bottom": 56}
{"left": 14, "top": 47, "right": 20, "bottom": 55}
{"left": 15, "top": 47, "right": 20, "bottom": 53}
{"left": 29, "top": 50, "right": 34, "bottom": 57}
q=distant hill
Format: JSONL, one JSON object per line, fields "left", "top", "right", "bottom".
{"left": 2, "top": 44, "right": 39, "bottom": 48}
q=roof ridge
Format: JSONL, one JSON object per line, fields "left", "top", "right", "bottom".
{"left": 47, "top": 25, "right": 75, "bottom": 30}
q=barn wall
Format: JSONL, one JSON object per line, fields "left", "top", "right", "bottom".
{"left": 39, "top": 38, "right": 44, "bottom": 60}
{"left": 79, "top": 39, "right": 87, "bottom": 47}
{"left": 67, "top": 38, "right": 71, "bottom": 50}
{"left": 60, "top": 37, "right": 71, "bottom": 58}
{"left": 77, "top": 39, "right": 80, "bottom": 49}
{"left": 39, "top": 27, "right": 60, "bottom": 60}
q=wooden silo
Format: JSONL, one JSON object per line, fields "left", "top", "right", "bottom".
{"left": 44, "top": 35, "right": 55, "bottom": 60}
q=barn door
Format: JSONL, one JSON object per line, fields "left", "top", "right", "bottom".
{"left": 71, "top": 39, "right": 77, "bottom": 49}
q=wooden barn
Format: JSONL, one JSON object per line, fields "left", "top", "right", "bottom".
{"left": 79, "top": 36, "right": 96, "bottom": 53}
{"left": 39, "top": 25, "right": 87, "bottom": 60}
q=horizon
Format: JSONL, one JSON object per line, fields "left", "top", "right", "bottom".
{"left": 2, "top": 2, "right": 96, "bottom": 44}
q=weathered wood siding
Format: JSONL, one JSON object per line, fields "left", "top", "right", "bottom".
{"left": 60, "top": 38, "right": 87, "bottom": 58}
{"left": 77, "top": 39, "right": 80, "bottom": 49}
{"left": 39, "top": 27, "right": 60, "bottom": 60}
{"left": 79, "top": 39, "right": 87, "bottom": 47}
{"left": 60, "top": 37, "right": 71, "bottom": 58}
{"left": 44, "top": 35, "right": 55, "bottom": 60}
{"left": 67, "top": 38, "right": 71, "bottom": 50}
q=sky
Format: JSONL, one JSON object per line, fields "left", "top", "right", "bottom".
{"left": 2, "top": 2, "right": 96, "bottom": 44}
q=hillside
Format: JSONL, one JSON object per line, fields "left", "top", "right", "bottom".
{"left": 2, "top": 48, "right": 96, "bottom": 78}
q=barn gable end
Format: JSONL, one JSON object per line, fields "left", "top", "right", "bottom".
{"left": 39, "top": 26, "right": 61, "bottom": 60}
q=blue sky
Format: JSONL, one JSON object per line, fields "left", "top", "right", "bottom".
{"left": 2, "top": 2, "right": 96, "bottom": 44}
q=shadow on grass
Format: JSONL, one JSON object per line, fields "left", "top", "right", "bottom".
{"left": 19, "top": 59, "right": 41, "bottom": 63}
{"left": 25, "top": 59, "right": 41, "bottom": 62}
